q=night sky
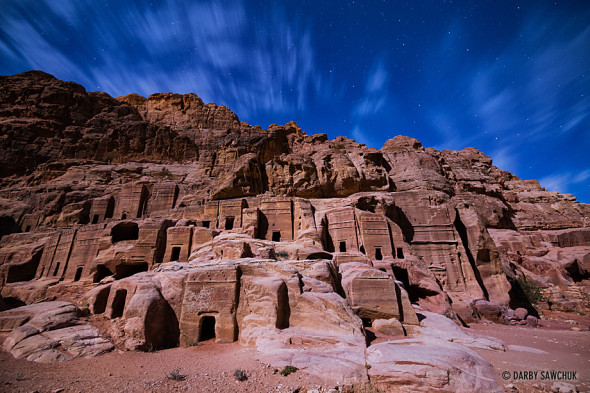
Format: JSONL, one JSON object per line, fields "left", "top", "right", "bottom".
{"left": 1, "top": 1, "right": 589, "bottom": 202}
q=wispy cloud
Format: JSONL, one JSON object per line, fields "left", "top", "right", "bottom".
{"left": 539, "top": 169, "right": 590, "bottom": 195}
{"left": 0, "top": 0, "right": 322, "bottom": 122}
{"left": 351, "top": 125, "right": 371, "bottom": 145}
{"left": 421, "top": 6, "right": 590, "bottom": 183}
{"left": 489, "top": 146, "right": 519, "bottom": 175}
{"left": 350, "top": 59, "right": 391, "bottom": 144}
{"left": 470, "top": 22, "right": 590, "bottom": 143}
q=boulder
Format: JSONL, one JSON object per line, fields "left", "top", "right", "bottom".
{"left": 526, "top": 315, "right": 538, "bottom": 327}
{"left": 367, "top": 338, "right": 503, "bottom": 393}
{"left": 340, "top": 262, "right": 418, "bottom": 324}
{"left": 474, "top": 300, "right": 504, "bottom": 323}
{"left": 372, "top": 318, "right": 405, "bottom": 336}
{"left": 513, "top": 307, "right": 528, "bottom": 321}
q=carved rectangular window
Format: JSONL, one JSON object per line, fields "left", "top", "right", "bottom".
{"left": 339, "top": 241, "right": 347, "bottom": 252}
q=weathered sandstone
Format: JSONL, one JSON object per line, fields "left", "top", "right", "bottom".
{"left": 1, "top": 71, "right": 588, "bottom": 392}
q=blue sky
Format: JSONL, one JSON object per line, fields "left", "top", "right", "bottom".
{"left": 1, "top": 0, "right": 589, "bottom": 202}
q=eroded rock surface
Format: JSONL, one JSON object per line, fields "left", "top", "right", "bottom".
{"left": 0, "top": 301, "right": 113, "bottom": 362}
{"left": 1, "top": 71, "right": 588, "bottom": 392}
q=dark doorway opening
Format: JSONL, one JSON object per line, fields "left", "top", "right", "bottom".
{"left": 392, "top": 266, "right": 410, "bottom": 288}
{"left": 339, "top": 241, "right": 347, "bottom": 252}
{"left": 74, "top": 266, "right": 83, "bottom": 282}
{"left": 145, "top": 299, "right": 180, "bottom": 350}
{"left": 121, "top": 213, "right": 127, "bottom": 219}
{"left": 111, "top": 222, "right": 139, "bottom": 243}
{"left": 105, "top": 197, "right": 115, "bottom": 219}
{"left": 93, "top": 286, "right": 110, "bottom": 314}
{"left": 199, "top": 316, "right": 216, "bottom": 341}
{"left": 137, "top": 186, "right": 149, "bottom": 218}
{"left": 170, "top": 247, "right": 181, "bottom": 261}
{"left": 257, "top": 213, "right": 269, "bottom": 240}
{"left": 225, "top": 217, "right": 235, "bottom": 230}
{"left": 94, "top": 265, "right": 114, "bottom": 283}
{"left": 360, "top": 245, "right": 366, "bottom": 255}
{"left": 92, "top": 214, "right": 100, "bottom": 224}
{"left": 115, "top": 263, "right": 148, "bottom": 279}
{"left": 272, "top": 231, "right": 281, "bottom": 242}
{"left": 111, "top": 289, "right": 127, "bottom": 318}
{"left": 375, "top": 247, "right": 383, "bottom": 260}
{"left": 202, "top": 221, "right": 210, "bottom": 228}
{"left": 397, "top": 248, "right": 404, "bottom": 259}
{"left": 53, "top": 262, "right": 61, "bottom": 276}
{"left": 320, "top": 217, "right": 334, "bottom": 252}
{"left": 25, "top": 225, "right": 31, "bottom": 232}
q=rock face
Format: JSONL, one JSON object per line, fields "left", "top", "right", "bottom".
{"left": 0, "top": 301, "right": 113, "bottom": 362}
{"left": 0, "top": 71, "right": 589, "bottom": 391}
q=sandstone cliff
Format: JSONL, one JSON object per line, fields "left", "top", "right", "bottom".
{"left": 0, "top": 71, "right": 588, "bottom": 391}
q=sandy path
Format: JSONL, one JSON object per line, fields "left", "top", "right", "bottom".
{"left": 465, "top": 312, "right": 590, "bottom": 393}
{"left": 2, "top": 311, "right": 588, "bottom": 393}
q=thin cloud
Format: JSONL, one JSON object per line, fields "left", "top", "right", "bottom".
{"left": 352, "top": 60, "right": 390, "bottom": 118}
{"left": 419, "top": 5, "right": 589, "bottom": 184}
{"left": 349, "top": 59, "right": 391, "bottom": 145}
{"left": 539, "top": 168, "right": 590, "bottom": 195}
{"left": 0, "top": 0, "right": 322, "bottom": 121}
{"left": 351, "top": 125, "right": 371, "bottom": 146}
{"left": 489, "top": 146, "right": 519, "bottom": 175}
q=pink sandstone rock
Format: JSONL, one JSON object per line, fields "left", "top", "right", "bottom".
{"left": 0, "top": 71, "right": 588, "bottom": 393}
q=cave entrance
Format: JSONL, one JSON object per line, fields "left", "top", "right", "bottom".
{"left": 375, "top": 247, "right": 383, "bottom": 260}
{"left": 74, "top": 266, "right": 83, "bottom": 282}
{"left": 170, "top": 247, "right": 181, "bottom": 262}
{"left": 94, "top": 265, "right": 114, "bottom": 283}
{"left": 225, "top": 217, "right": 235, "bottom": 230}
{"left": 202, "top": 221, "right": 210, "bottom": 228}
{"left": 272, "top": 231, "right": 281, "bottom": 242}
{"left": 111, "top": 289, "right": 127, "bottom": 318}
{"left": 92, "top": 214, "right": 100, "bottom": 224}
{"left": 396, "top": 247, "right": 404, "bottom": 259}
{"left": 360, "top": 245, "right": 366, "bottom": 255}
{"left": 339, "top": 241, "right": 347, "bottom": 252}
{"left": 115, "top": 263, "right": 148, "bottom": 279}
{"left": 111, "top": 222, "right": 139, "bottom": 243}
{"left": 93, "top": 286, "right": 110, "bottom": 314}
{"left": 199, "top": 316, "right": 216, "bottom": 341}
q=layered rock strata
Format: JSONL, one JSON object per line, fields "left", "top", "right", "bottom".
{"left": 1, "top": 71, "right": 589, "bottom": 391}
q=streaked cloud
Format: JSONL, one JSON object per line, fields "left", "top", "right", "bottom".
{"left": 0, "top": 0, "right": 322, "bottom": 122}
{"left": 0, "top": 1, "right": 587, "bottom": 201}
{"left": 489, "top": 146, "right": 519, "bottom": 175}
{"left": 419, "top": 5, "right": 589, "bottom": 192}
{"left": 350, "top": 60, "right": 391, "bottom": 144}
{"left": 539, "top": 169, "right": 590, "bottom": 196}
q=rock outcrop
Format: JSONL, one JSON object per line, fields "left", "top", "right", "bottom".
{"left": 1, "top": 71, "right": 588, "bottom": 392}
{"left": 0, "top": 301, "right": 113, "bottom": 362}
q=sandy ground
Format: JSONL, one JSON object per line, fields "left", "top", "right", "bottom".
{"left": 465, "top": 311, "right": 590, "bottom": 393}
{"left": 0, "top": 340, "right": 329, "bottom": 393}
{"left": 1, "top": 310, "right": 588, "bottom": 393}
